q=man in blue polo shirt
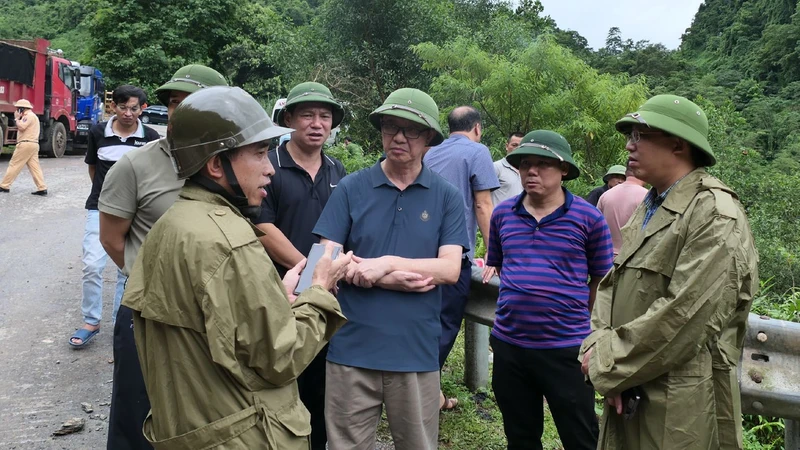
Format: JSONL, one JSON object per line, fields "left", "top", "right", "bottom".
{"left": 253, "top": 81, "right": 347, "bottom": 450}
{"left": 485, "top": 130, "right": 613, "bottom": 450}
{"left": 423, "top": 105, "right": 498, "bottom": 410}
{"left": 313, "top": 88, "right": 468, "bottom": 450}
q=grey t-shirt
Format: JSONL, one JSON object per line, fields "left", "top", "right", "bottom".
{"left": 98, "top": 138, "right": 184, "bottom": 275}
{"left": 492, "top": 157, "right": 523, "bottom": 206}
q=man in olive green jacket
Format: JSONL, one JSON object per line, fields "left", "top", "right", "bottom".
{"left": 580, "top": 95, "right": 758, "bottom": 450}
{"left": 122, "top": 86, "right": 350, "bottom": 449}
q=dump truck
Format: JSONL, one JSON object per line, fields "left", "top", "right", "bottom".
{"left": 0, "top": 38, "right": 80, "bottom": 157}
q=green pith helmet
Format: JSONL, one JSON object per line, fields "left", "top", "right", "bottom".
{"left": 506, "top": 130, "right": 580, "bottom": 180}
{"left": 368, "top": 88, "right": 444, "bottom": 146}
{"left": 603, "top": 164, "right": 627, "bottom": 183}
{"left": 615, "top": 94, "right": 715, "bottom": 166}
{"left": 168, "top": 86, "right": 293, "bottom": 179}
{"left": 276, "top": 82, "right": 345, "bottom": 128}
{"left": 155, "top": 64, "right": 228, "bottom": 106}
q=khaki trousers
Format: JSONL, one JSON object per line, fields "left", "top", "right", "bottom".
{"left": 325, "top": 362, "right": 439, "bottom": 450}
{"left": 0, "top": 142, "right": 46, "bottom": 190}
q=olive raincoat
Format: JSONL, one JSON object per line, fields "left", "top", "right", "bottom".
{"left": 122, "top": 183, "right": 347, "bottom": 449}
{"left": 580, "top": 169, "right": 758, "bottom": 450}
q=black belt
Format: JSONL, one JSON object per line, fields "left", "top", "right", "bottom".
{"left": 461, "top": 257, "right": 472, "bottom": 269}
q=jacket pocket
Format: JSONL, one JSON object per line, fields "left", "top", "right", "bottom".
{"left": 265, "top": 401, "right": 312, "bottom": 449}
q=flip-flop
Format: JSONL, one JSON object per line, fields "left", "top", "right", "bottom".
{"left": 69, "top": 328, "right": 99, "bottom": 349}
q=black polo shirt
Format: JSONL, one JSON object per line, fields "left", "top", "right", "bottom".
{"left": 256, "top": 142, "right": 347, "bottom": 276}
{"left": 84, "top": 118, "right": 159, "bottom": 210}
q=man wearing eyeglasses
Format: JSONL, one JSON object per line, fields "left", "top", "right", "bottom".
{"left": 579, "top": 95, "right": 758, "bottom": 450}
{"left": 484, "top": 130, "right": 613, "bottom": 450}
{"left": 313, "top": 88, "right": 468, "bottom": 450}
{"left": 69, "top": 85, "right": 160, "bottom": 350}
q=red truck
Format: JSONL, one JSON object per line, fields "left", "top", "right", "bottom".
{"left": 0, "top": 38, "right": 80, "bottom": 157}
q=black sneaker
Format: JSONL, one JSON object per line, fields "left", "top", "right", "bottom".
{"left": 0, "top": 187, "right": 9, "bottom": 193}
{"left": 31, "top": 189, "right": 48, "bottom": 196}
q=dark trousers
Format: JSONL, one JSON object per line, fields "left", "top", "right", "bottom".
{"left": 438, "top": 261, "right": 471, "bottom": 369}
{"left": 298, "top": 344, "right": 329, "bottom": 450}
{"left": 491, "top": 336, "right": 598, "bottom": 450}
{"left": 107, "top": 305, "right": 152, "bottom": 450}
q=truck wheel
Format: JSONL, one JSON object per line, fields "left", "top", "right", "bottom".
{"left": 141, "top": 115, "right": 150, "bottom": 124}
{"left": 41, "top": 121, "right": 67, "bottom": 158}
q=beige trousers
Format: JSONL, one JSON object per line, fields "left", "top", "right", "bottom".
{"left": 325, "top": 362, "right": 440, "bottom": 450}
{"left": 0, "top": 142, "right": 46, "bottom": 191}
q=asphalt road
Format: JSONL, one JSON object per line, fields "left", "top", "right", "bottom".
{"left": 0, "top": 154, "right": 114, "bottom": 449}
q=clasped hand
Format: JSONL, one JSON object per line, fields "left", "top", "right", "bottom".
{"left": 346, "top": 256, "right": 434, "bottom": 292}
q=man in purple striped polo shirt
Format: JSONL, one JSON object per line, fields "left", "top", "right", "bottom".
{"left": 485, "top": 130, "right": 613, "bottom": 450}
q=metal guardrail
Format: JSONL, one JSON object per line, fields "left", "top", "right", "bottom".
{"left": 464, "top": 267, "right": 800, "bottom": 449}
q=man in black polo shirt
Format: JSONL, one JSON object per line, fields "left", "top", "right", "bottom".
{"left": 254, "top": 81, "right": 346, "bottom": 450}
{"left": 68, "top": 85, "right": 159, "bottom": 349}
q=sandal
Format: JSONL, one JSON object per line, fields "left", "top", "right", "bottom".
{"left": 69, "top": 327, "right": 99, "bottom": 349}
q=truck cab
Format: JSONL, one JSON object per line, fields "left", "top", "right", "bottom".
{"left": 73, "top": 65, "right": 105, "bottom": 150}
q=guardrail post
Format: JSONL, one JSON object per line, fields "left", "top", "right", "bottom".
{"left": 464, "top": 321, "right": 489, "bottom": 391}
{"left": 787, "top": 419, "right": 800, "bottom": 450}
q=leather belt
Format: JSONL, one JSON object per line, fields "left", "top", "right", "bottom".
{"left": 17, "top": 139, "right": 38, "bottom": 144}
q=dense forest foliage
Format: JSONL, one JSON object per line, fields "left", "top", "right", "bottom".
{"left": 3, "top": 0, "right": 798, "bottom": 337}
{"left": 3, "top": 0, "right": 799, "bottom": 448}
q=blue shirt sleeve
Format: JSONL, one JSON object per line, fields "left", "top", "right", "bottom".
{"left": 586, "top": 214, "right": 614, "bottom": 277}
{"left": 438, "top": 184, "right": 469, "bottom": 251}
{"left": 486, "top": 207, "right": 503, "bottom": 267}
{"left": 470, "top": 146, "right": 501, "bottom": 192}
{"left": 312, "top": 179, "right": 352, "bottom": 246}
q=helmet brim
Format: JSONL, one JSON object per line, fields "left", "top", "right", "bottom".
{"left": 277, "top": 95, "right": 345, "bottom": 128}
{"left": 155, "top": 80, "right": 204, "bottom": 106}
{"left": 616, "top": 111, "right": 716, "bottom": 166}
{"left": 368, "top": 106, "right": 444, "bottom": 146}
{"left": 506, "top": 146, "right": 580, "bottom": 180}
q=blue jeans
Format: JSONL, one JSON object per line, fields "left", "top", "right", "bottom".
{"left": 81, "top": 210, "right": 126, "bottom": 327}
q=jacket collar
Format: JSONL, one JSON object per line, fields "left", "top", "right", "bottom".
{"left": 179, "top": 182, "right": 265, "bottom": 237}
{"left": 614, "top": 168, "right": 733, "bottom": 267}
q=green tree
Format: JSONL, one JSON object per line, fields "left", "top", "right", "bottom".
{"left": 413, "top": 35, "right": 648, "bottom": 182}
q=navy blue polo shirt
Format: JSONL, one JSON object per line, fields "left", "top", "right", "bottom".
{"left": 255, "top": 142, "right": 346, "bottom": 276}
{"left": 313, "top": 160, "right": 468, "bottom": 372}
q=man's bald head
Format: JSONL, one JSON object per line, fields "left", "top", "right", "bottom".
{"left": 447, "top": 106, "right": 482, "bottom": 142}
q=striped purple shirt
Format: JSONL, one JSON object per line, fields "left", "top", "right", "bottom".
{"left": 487, "top": 189, "right": 613, "bottom": 349}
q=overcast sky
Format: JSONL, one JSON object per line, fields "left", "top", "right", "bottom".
{"left": 537, "top": 0, "right": 705, "bottom": 50}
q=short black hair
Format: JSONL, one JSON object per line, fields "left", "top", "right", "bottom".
{"left": 447, "top": 106, "right": 482, "bottom": 133}
{"left": 112, "top": 85, "right": 147, "bottom": 106}
{"left": 508, "top": 131, "right": 524, "bottom": 141}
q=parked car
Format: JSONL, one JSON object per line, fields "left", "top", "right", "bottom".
{"left": 140, "top": 105, "right": 168, "bottom": 124}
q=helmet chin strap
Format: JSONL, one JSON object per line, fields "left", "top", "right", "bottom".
{"left": 193, "top": 153, "right": 262, "bottom": 220}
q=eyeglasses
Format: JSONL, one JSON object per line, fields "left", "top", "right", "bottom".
{"left": 624, "top": 129, "right": 666, "bottom": 144}
{"left": 116, "top": 105, "right": 141, "bottom": 113}
{"left": 380, "top": 122, "right": 428, "bottom": 140}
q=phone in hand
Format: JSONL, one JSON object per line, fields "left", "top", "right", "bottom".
{"left": 621, "top": 386, "right": 643, "bottom": 420}
{"left": 294, "top": 243, "right": 341, "bottom": 295}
